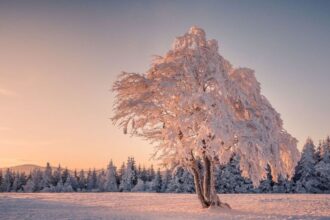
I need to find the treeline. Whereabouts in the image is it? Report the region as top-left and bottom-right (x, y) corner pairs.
(1, 137), (329, 193)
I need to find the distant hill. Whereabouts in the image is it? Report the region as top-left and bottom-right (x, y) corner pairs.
(0, 164), (45, 173)
(0, 164), (100, 174)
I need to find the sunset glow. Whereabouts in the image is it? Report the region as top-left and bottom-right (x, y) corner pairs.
(1, 1), (330, 170)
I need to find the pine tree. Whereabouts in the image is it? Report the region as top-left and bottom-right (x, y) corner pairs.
(61, 168), (70, 184)
(78, 170), (86, 191)
(42, 162), (53, 189)
(151, 169), (162, 192)
(119, 158), (137, 192)
(118, 162), (126, 185)
(132, 179), (146, 192)
(140, 167), (148, 183)
(148, 165), (155, 182)
(97, 169), (106, 192)
(293, 138), (320, 193)
(0, 170), (3, 192)
(217, 154), (254, 193)
(168, 167), (195, 193)
(161, 169), (172, 192)
(105, 160), (118, 192)
(258, 164), (275, 193)
(315, 136), (330, 192)
(30, 169), (43, 192)
(273, 174), (292, 193)
(70, 170), (79, 191)
(52, 165), (62, 187)
(11, 172), (19, 192)
(56, 178), (64, 192)
(1, 169), (12, 192)
(63, 175), (73, 192)
(87, 169), (97, 191)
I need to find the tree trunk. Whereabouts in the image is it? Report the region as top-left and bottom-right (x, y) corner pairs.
(190, 165), (209, 208)
(208, 161), (231, 208)
(190, 157), (231, 209)
(203, 155), (211, 201)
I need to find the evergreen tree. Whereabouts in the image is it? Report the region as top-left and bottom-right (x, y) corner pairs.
(147, 165), (155, 182)
(168, 167), (194, 193)
(273, 174), (291, 193)
(105, 160), (118, 192)
(258, 164), (275, 193)
(70, 170), (79, 191)
(0, 170), (3, 192)
(63, 175), (73, 192)
(56, 178), (64, 192)
(87, 169), (97, 191)
(151, 169), (162, 192)
(119, 158), (137, 192)
(293, 138), (320, 193)
(161, 169), (172, 192)
(118, 162), (126, 185)
(131, 179), (146, 192)
(140, 167), (148, 183)
(42, 162), (53, 189)
(30, 169), (43, 192)
(61, 168), (69, 184)
(1, 169), (12, 192)
(97, 169), (106, 192)
(315, 136), (330, 192)
(217, 154), (254, 193)
(52, 165), (62, 187)
(78, 170), (86, 191)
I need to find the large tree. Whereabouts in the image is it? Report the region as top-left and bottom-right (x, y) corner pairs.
(112, 26), (299, 208)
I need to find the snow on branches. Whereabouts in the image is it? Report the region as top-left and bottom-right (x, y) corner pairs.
(112, 26), (299, 185)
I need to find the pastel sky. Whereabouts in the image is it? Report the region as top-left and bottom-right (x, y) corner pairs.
(0, 0), (329, 170)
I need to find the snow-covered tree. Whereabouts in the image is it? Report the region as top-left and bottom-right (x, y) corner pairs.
(273, 174), (291, 193)
(147, 165), (155, 182)
(52, 165), (62, 187)
(70, 170), (79, 191)
(42, 162), (53, 189)
(168, 166), (195, 193)
(258, 164), (275, 193)
(14, 172), (27, 192)
(63, 175), (74, 192)
(217, 154), (254, 193)
(104, 160), (118, 192)
(118, 162), (126, 185)
(0, 171), (3, 192)
(1, 169), (13, 192)
(315, 136), (330, 192)
(119, 158), (137, 192)
(30, 169), (43, 192)
(87, 169), (98, 191)
(151, 169), (162, 192)
(112, 26), (299, 207)
(293, 138), (320, 193)
(139, 167), (148, 183)
(61, 168), (70, 184)
(77, 170), (86, 191)
(131, 179), (147, 192)
(161, 169), (172, 192)
(56, 178), (64, 192)
(96, 170), (106, 192)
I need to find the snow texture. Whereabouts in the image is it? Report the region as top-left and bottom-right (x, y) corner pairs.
(0, 193), (329, 220)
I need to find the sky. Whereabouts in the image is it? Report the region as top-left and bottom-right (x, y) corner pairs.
(0, 0), (330, 170)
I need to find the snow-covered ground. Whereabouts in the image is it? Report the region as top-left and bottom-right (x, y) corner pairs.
(0, 193), (329, 220)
